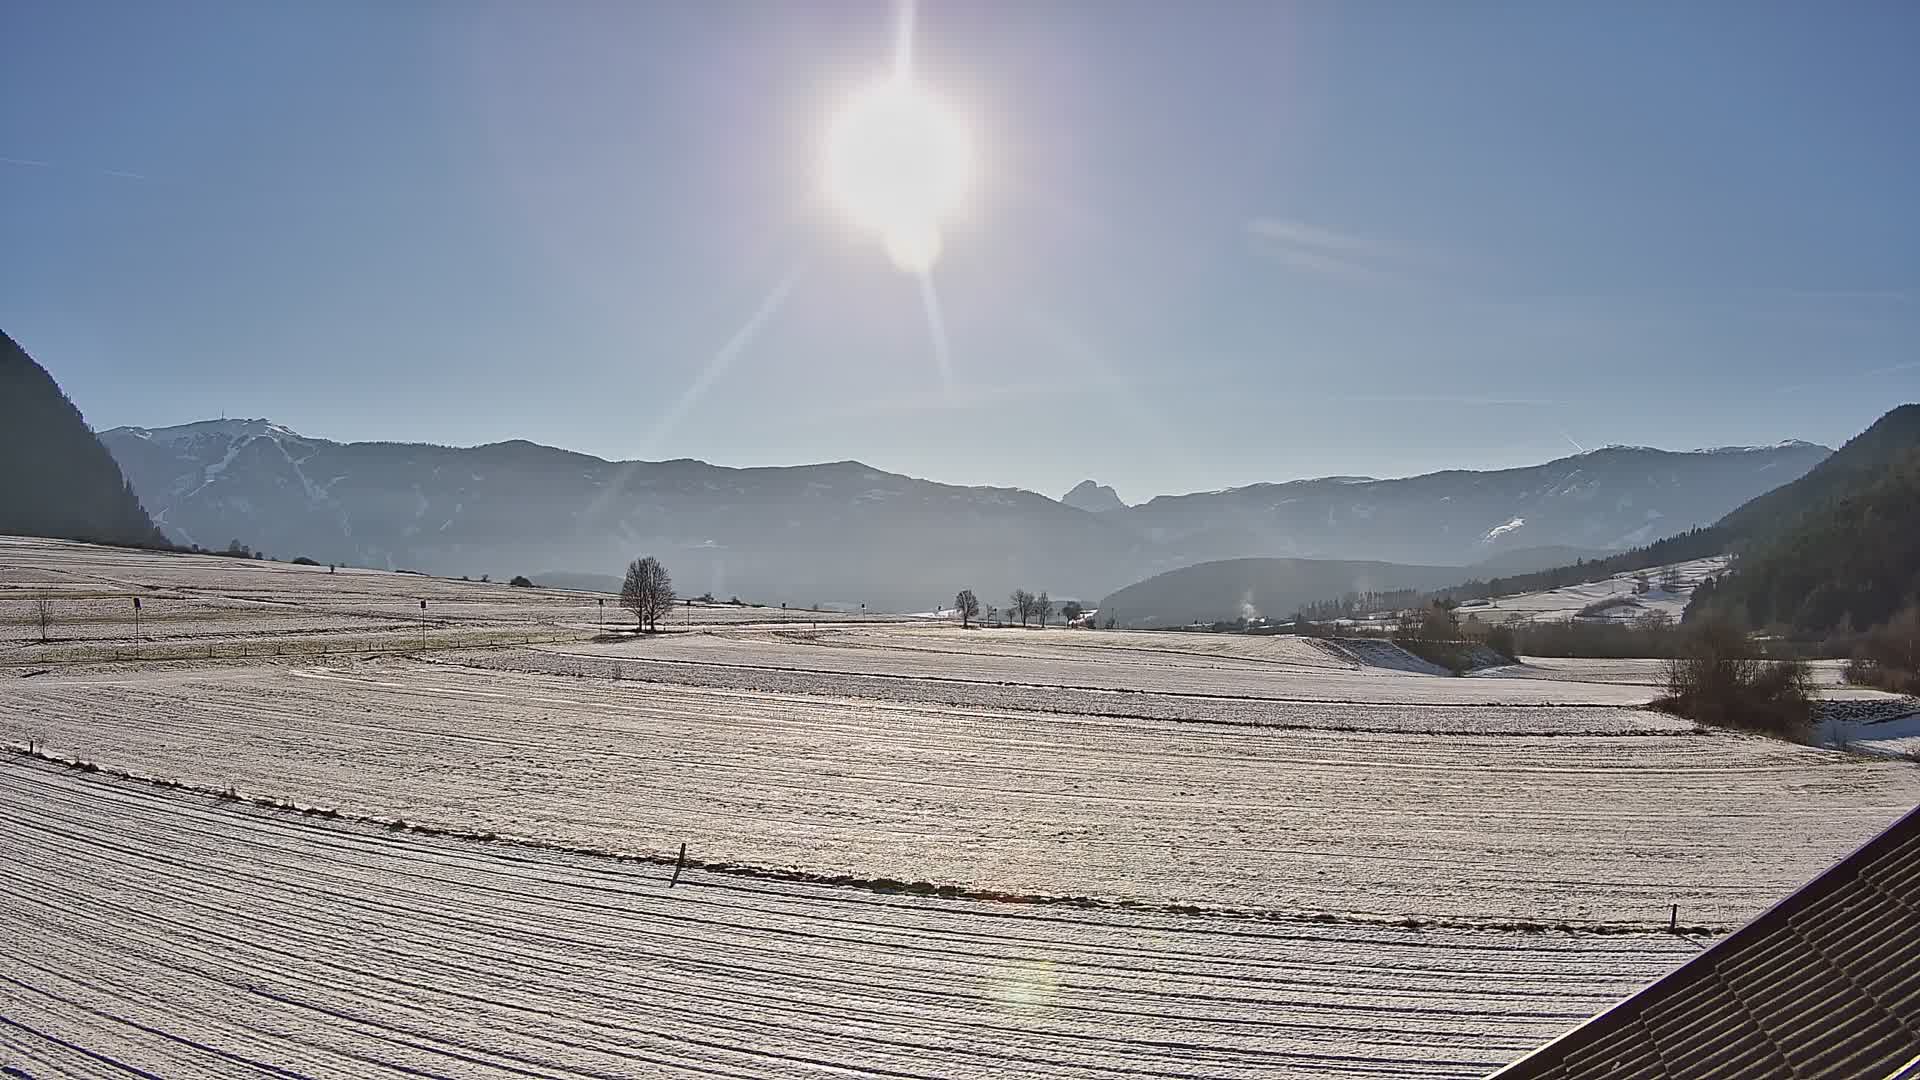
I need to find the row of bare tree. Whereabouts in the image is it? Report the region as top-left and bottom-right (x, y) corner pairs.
(951, 588), (1085, 629)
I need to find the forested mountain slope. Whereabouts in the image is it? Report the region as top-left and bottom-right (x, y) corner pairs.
(0, 330), (166, 548)
(1692, 407), (1920, 634)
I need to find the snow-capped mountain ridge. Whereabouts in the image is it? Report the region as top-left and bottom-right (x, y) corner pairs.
(115, 418), (306, 446)
(99, 420), (1831, 610)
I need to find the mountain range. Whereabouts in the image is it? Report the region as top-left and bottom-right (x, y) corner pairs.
(1109, 403), (1920, 634)
(97, 417), (1829, 611)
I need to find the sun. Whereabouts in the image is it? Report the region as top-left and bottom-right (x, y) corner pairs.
(824, 77), (974, 272)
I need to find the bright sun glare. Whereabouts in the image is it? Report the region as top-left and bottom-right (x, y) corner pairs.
(824, 77), (974, 273)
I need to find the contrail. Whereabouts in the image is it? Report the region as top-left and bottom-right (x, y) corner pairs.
(917, 269), (954, 394)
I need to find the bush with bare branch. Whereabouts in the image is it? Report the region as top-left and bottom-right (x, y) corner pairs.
(1657, 615), (1812, 737)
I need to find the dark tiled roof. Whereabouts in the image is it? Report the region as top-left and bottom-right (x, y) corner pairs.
(1490, 804), (1920, 1080)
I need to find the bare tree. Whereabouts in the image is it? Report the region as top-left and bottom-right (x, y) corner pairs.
(34, 592), (52, 643)
(1009, 589), (1035, 627)
(954, 589), (980, 629)
(620, 556), (675, 632)
(1033, 591), (1053, 628)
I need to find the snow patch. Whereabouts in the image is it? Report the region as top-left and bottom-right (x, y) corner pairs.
(121, 418), (305, 445)
(1482, 517), (1525, 542)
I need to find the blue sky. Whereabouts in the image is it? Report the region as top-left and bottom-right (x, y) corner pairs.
(5, 1), (1916, 502)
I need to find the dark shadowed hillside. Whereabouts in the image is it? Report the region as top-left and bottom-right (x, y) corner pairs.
(1715, 404), (1920, 542)
(0, 331), (166, 548)
(1691, 405), (1920, 635)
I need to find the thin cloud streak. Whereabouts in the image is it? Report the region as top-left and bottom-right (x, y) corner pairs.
(1246, 217), (1395, 258)
(1245, 216), (1410, 283)
(2, 155), (146, 180)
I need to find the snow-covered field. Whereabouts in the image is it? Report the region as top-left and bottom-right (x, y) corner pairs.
(0, 535), (902, 661)
(4, 537), (1918, 1078)
(1456, 555), (1730, 625)
(547, 627), (1660, 706)
(7, 649), (1915, 926)
(2, 760), (1695, 1079)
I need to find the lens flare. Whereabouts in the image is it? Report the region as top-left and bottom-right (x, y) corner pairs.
(825, 77), (973, 271)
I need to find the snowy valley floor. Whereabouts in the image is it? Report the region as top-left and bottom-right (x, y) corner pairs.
(4, 537), (1919, 1077)
(2, 759), (1703, 1080)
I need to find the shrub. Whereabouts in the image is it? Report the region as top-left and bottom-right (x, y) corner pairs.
(1843, 605), (1920, 694)
(1485, 624), (1518, 662)
(1655, 617), (1813, 737)
(291, 556), (320, 566)
(509, 575), (534, 588)
(1845, 657), (1920, 695)
(1508, 618), (1689, 659)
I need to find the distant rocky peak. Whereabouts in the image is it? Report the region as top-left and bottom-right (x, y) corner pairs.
(1062, 479), (1126, 513)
